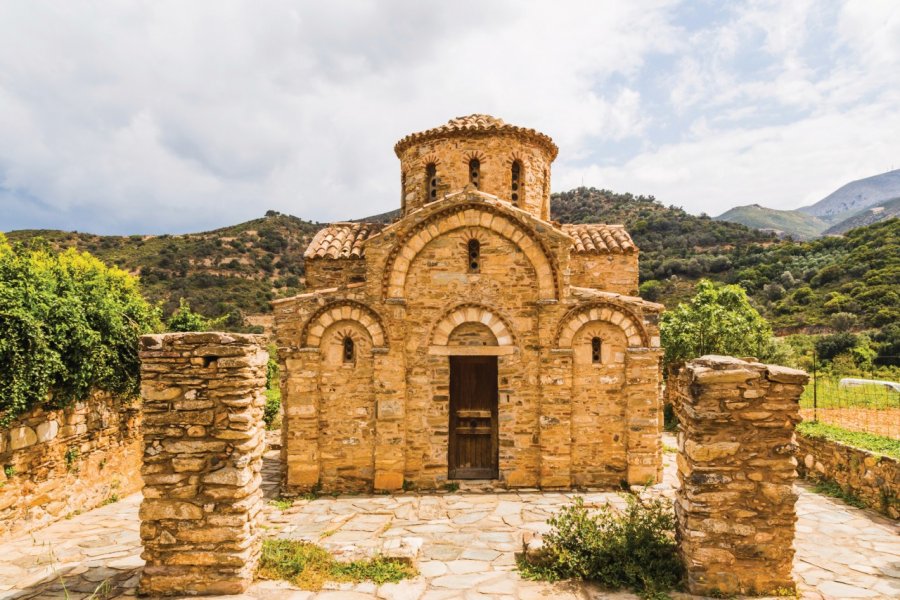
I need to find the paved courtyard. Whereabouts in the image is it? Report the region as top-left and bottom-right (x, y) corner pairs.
(0, 436), (898, 600)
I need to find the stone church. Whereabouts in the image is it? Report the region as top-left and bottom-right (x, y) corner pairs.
(273, 114), (663, 493)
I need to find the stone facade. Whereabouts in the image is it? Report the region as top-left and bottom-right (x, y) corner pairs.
(796, 432), (900, 519)
(671, 355), (808, 596)
(0, 391), (142, 538)
(276, 114), (663, 494)
(138, 332), (267, 596)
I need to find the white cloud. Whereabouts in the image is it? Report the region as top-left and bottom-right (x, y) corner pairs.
(0, 0), (897, 232)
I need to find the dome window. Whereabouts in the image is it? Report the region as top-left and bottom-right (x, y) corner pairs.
(426, 163), (437, 202)
(511, 160), (523, 206)
(469, 158), (480, 189)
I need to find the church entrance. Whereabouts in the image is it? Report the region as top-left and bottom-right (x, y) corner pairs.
(448, 356), (499, 479)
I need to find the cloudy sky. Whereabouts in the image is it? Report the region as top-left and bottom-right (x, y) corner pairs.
(1, 0), (898, 234)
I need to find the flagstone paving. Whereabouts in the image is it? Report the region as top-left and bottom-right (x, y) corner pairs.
(0, 436), (897, 600)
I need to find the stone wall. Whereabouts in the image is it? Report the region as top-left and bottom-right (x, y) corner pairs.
(0, 391), (142, 538)
(671, 355), (807, 596)
(138, 332), (267, 596)
(795, 432), (900, 519)
(305, 257), (368, 290)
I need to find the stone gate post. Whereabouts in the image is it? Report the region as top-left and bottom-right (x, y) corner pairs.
(137, 332), (268, 596)
(671, 355), (808, 596)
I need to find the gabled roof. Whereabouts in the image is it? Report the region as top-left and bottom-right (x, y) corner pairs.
(394, 114), (558, 159)
(561, 224), (637, 254)
(304, 222), (382, 259)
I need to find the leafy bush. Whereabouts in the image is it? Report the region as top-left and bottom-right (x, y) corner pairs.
(166, 298), (227, 332)
(660, 279), (774, 369)
(814, 333), (857, 361)
(0, 236), (160, 425)
(519, 495), (682, 598)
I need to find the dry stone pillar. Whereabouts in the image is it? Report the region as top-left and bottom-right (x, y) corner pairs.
(138, 332), (268, 596)
(672, 355), (807, 596)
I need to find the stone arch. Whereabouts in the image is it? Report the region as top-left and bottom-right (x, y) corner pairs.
(430, 303), (515, 346)
(382, 202), (559, 300)
(555, 301), (649, 348)
(302, 300), (387, 348)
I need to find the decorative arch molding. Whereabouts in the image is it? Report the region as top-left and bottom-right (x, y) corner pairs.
(430, 303), (515, 347)
(382, 202), (559, 300)
(555, 301), (650, 348)
(301, 300), (387, 348)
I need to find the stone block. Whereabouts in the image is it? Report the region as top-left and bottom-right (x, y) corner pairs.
(9, 426), (37, 450)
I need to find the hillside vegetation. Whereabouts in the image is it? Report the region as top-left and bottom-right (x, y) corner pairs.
(6, 212), (320, 328)
(6, 190), (897, 345)
(713, 204), (827, 239)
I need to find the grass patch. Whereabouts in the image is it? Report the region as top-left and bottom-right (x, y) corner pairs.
(518, 494), (682, 599)
(800, 376), (899, 410)
(258, 539), (416, 591)
(810, 478), (867, 509)
(662, 444), (677, 454)
(796, 421), (900, 459)
(269, 497), (293, 511)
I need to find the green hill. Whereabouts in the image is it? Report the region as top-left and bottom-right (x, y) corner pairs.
(6, 190), (896, 340)
(714, 204), (827, 240)
(6, 212), (321, 329)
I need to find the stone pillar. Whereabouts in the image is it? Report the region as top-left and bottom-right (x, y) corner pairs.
(373, 349), (406, 491)
(624, 347), (663, 485)
(282, 349), (320, 492)
(672, 355), (807, 597)
(538, 349), (573, 488)
(138, 332), (268, 596)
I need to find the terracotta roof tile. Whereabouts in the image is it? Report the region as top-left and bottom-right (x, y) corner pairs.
(394, 114), (558, 159)
(304, 223), (382, 260)
(561, 224), (637, 254)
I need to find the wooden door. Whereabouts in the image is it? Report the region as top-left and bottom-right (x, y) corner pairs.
(449, 356), (498, 479)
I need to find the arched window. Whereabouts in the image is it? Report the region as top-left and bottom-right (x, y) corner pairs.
(511, 160), (522, 206)
(400, 171), (407, 213)
(343, 336), (355, 363)
(426, 163), (437, 202)
(591, 337), (602, 364)
(469, 158), (480, 189)
(467, 239), (480, 273)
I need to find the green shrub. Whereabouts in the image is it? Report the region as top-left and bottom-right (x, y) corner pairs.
(519, 495), (682, 598)
(166, 297), (227, 332)
(264, 388), (281, 430)
(0, 236), (161, 426)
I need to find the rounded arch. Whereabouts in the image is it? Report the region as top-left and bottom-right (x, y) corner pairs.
(302, 300), (387, 348)
(430, 303), (515, 346)
(382, 203), (559, 300)
(555, 302), (650, 348)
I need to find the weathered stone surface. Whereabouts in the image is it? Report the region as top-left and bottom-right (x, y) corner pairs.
(138, 332), (266, 596)
(672, 356), (806, 597)
(0, 390), (142, 538)
(274, 114), (663, 494)
(796, 433), (900, 519)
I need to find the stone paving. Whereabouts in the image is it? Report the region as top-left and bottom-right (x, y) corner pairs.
(0, 435), (898, 599)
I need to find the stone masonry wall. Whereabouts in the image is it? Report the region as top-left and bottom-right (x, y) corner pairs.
(795, 433), (900, 519)
(672, 355), (808, 596)
(0, 391), (142, 538)
(138, 332), (267, 596)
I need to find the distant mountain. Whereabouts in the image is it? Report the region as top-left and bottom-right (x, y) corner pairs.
(713, 204), (827, 240)
(799, 169), (900, 224)
(823, 196), (900, 235)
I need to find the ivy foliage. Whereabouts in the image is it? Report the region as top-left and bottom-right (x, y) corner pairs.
(0, 235), (161, 425)
(660, 279), (774, 369)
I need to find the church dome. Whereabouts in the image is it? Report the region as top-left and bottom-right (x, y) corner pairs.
(394, 114), (558, 160)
